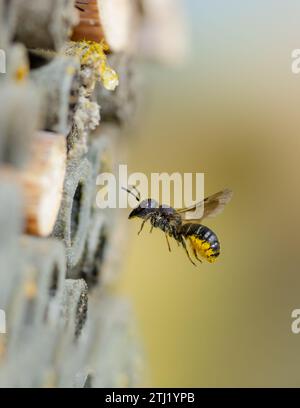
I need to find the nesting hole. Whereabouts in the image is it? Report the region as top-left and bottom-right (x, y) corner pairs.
(93, 229), (107, 273)
(81, 227), (107, 287)
(68, 74), (80, 123)
(49, 264), (59, 298)
(43, 264), (60, 322)
(27, 50), (52, 69)
(71, 182), (83, 245)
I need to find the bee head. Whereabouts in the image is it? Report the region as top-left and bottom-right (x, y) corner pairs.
(128, 199), (158, 219)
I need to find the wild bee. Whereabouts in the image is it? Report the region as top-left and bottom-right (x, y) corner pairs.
(123, 186), (233, 265)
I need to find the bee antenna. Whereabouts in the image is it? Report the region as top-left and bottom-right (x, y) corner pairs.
(122, 186), (140, 202)
(131, 185), (141, 201)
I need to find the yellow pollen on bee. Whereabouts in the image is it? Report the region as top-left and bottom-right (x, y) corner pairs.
(188, 236), (218, 263)
(201, 242), (210, 250)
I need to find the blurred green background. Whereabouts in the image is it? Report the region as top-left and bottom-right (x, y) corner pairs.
(115, 1), (300, 387)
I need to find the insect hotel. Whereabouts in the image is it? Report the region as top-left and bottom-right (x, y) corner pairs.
(0, 0), (186, 387)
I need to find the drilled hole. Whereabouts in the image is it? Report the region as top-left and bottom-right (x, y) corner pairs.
(93, 230), (107, 272)
(44, 264), (60, 322)
(81, 227), (107, 287)
(83, 374), (93, 388)
(49, 264), (59, 297)
(28, 50), (51, 69)
(68, 74), (80, 123)
(71, 182), (83, 245)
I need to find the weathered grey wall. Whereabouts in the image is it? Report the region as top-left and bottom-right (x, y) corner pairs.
(0, 0), (142, 388)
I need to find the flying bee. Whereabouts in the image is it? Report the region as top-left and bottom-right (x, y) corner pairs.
(123, 186), (233, 265)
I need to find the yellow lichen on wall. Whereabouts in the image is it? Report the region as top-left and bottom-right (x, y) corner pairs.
(68, 40), (119, 91)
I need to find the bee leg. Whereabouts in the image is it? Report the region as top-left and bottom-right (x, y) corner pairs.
(180, 237), (196, 266)
(165, 234), (171, 252)
(137, 217), (150, 235)
(192, 247), (202, 263)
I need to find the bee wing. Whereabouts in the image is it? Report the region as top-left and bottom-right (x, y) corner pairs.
(177, 189), (233, 221)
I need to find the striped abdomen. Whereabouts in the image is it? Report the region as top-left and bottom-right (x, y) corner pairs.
(180, 223), (220, 263)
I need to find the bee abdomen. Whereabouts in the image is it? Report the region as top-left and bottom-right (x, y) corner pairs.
(180, 223), (220, 263)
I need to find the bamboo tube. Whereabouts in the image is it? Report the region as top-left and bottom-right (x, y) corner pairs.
(0, 131), (66, 238)
(71, 0), (140, 53)
(30, 56), (80, 135)
(21, 131), (67, 237)
(14, 0), (79, 51)
(72, 0), (104, 43)
(52, 156), (93, 271)
(0, 83), (41, 169)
